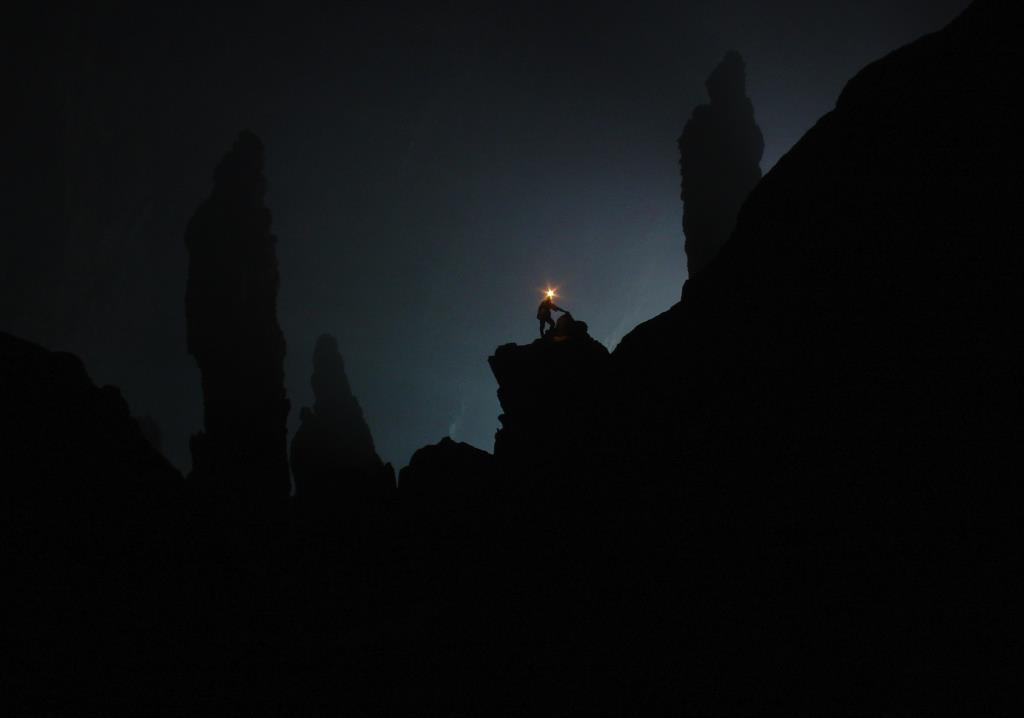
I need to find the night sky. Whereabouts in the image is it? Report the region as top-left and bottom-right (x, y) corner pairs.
(5, 1), (968, 471)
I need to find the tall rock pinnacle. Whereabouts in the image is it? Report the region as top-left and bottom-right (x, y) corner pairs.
(184, 131), (290, 504)
(678, 51), (764, 278)
(290, 333), (394, 510)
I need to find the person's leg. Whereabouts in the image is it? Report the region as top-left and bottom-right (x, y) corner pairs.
(540, 319), (546, 338)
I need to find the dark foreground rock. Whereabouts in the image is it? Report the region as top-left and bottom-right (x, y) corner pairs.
(6, 2), (1021, 714)
(1, 332), (181, 488)
(488, 314), (611, 475)
(2, 332), (186, 713)
(398, 436), (494, 505)
(612, 0), (1023, 709)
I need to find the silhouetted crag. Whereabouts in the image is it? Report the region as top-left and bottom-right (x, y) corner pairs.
(678, 50), (764, 277)
(488, 313), (611, 484)
(613, 0), (1022, 709)
(290, 333), (394, 509)
(1, 331), (182, 492)
(184, 131), (290, 505)
(3, 332), (186, 711)
(398, 436), (493, 506)
(10, 3), (1022, 714)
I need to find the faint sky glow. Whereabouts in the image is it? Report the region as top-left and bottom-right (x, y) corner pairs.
(6, 1), (970, 471)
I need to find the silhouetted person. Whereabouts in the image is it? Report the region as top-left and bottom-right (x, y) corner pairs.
(537, 295), (565, 337)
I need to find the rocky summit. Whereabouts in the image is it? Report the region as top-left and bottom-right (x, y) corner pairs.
(5, 2), (1021, 714)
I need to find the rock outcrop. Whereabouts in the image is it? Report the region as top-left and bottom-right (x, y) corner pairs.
(10, 3), (1021, 714)
(3, 332), (185, 710)
(290, 333), (394, 508)
(184, 131), (290, 505)
(1, 331), (182, 491)
(678, 51), (764, 277)
(488, 314), (610, 478)
(620, 0), (1022, 493)
(612, 0), (1023, 707)
(398, 436), (493, 506)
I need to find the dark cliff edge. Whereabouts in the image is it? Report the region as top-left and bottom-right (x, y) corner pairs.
(2, 332), (185, 709)
(5, 1), (1021, 714)
(609, 0), (1022, 705)
(616, 0), (1021, 499)
(1, 331), (181, 489)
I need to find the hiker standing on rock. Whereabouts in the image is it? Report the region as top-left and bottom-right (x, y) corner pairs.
(537, 289), (565, 338)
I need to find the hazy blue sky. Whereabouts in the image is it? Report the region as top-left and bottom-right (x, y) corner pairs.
(5, 0), (969, 470)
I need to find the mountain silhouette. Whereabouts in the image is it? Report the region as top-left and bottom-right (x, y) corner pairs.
(5, 2), (1020, 714)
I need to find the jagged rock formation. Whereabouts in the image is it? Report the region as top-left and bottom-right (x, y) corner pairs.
(184, 131), (290, 504)
(398, 436), (493, 505)
(620, 0), (1021, 488)
(10, 3), (1021, 714)
(488, 314), (611, 477)
(3, 332), (186, 710)
(612, 0), (1022, 708)
(678, 50), (764, 277)
(290, 333), (394, 508)
(1, 331), (182, 490)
